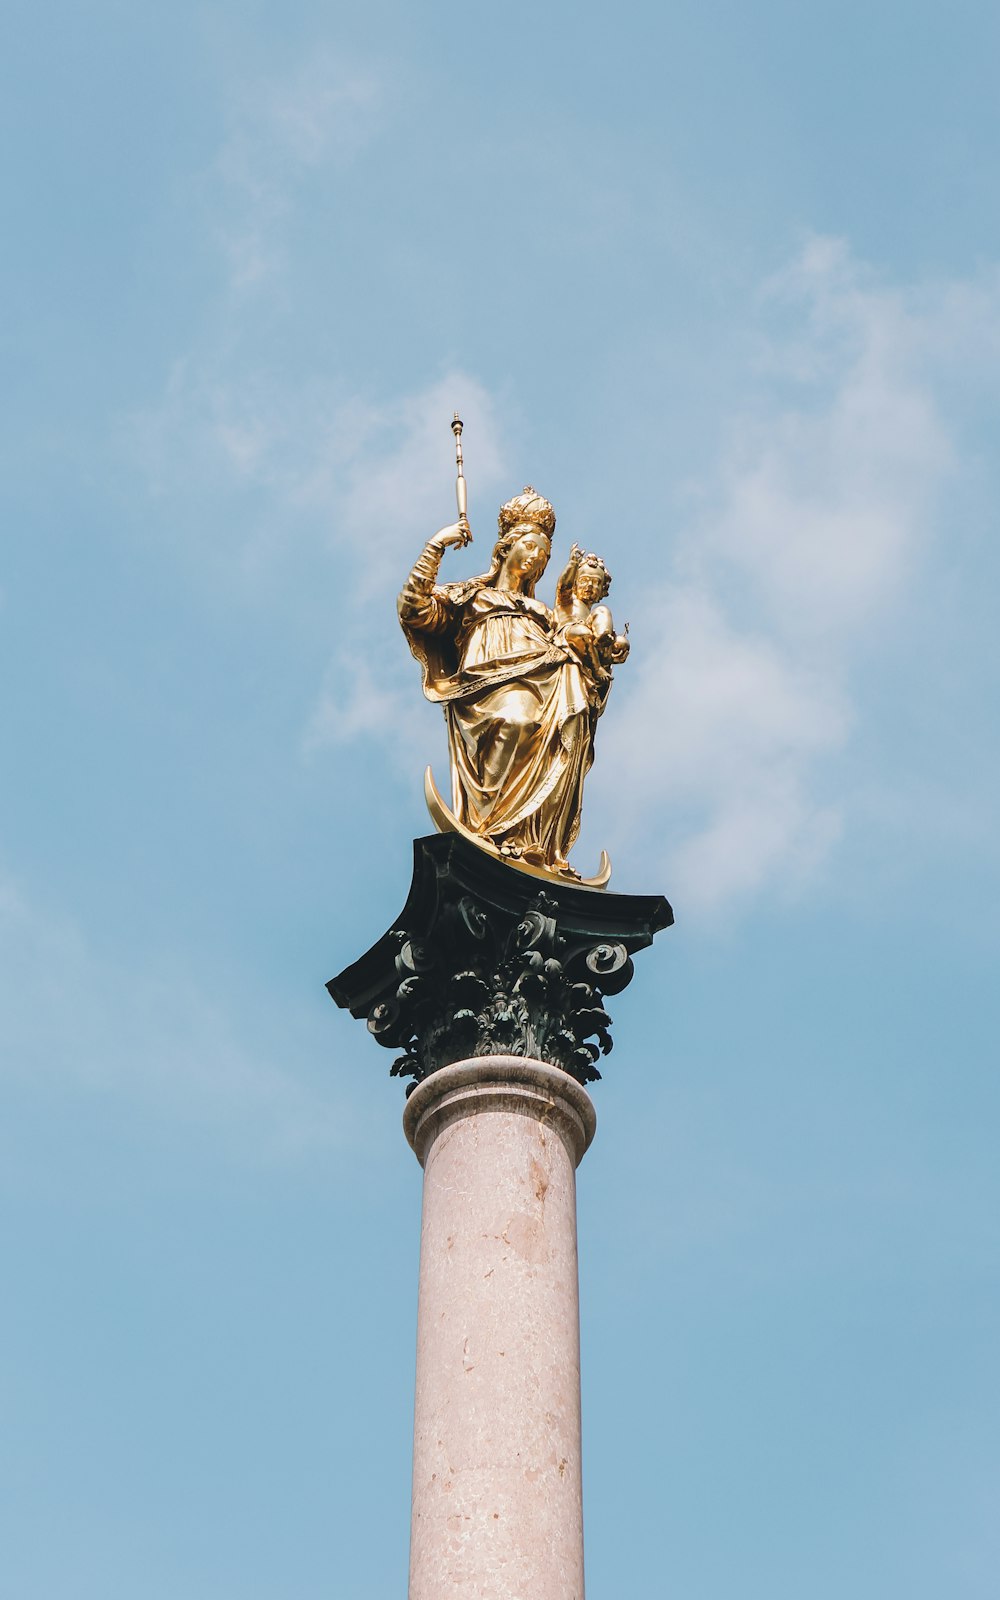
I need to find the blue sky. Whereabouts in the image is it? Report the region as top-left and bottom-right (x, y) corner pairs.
(2, 2), (999, 1595)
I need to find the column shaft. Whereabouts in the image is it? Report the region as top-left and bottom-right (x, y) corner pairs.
(403, 1056), (596, 1600)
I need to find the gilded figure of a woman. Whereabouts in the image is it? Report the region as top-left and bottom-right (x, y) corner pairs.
(398, 488), (615, 880)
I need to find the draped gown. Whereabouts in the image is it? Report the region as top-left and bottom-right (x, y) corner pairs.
(399, 544), (597, 870)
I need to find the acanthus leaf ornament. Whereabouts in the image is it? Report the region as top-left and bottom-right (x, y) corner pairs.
(328, 834), (672, 1091)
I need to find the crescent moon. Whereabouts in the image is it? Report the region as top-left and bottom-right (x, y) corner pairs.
(424, 767), (611, 891)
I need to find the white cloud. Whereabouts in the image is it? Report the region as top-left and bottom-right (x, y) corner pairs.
(133, 360), (506, 568)
(304, 655), (410, 752)
(602, 585), (848, 912)
(301, 371), (511, 757)
(333, 373), (510, 596)
(702, 236), (953, 641)
(597, 236), (995, 915)
(128, 43), (512, 767)
(132, 357), (510, 758)
(134, 190), (999, 918)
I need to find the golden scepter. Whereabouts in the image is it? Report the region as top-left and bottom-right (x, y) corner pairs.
(451, 412), (473, 544)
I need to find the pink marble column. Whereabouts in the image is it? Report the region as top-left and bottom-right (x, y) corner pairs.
(402, 1055), (597, 1600)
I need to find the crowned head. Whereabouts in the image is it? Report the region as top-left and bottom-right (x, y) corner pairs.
(575, 552), (612, 601)
(498, 486), (556, 541)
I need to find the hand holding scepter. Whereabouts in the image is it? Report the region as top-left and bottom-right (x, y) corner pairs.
(426, 413), (474, 553)
(451, 412), (473, 547)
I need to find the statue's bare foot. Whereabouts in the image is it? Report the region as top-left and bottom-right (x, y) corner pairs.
(515, 846), (551, 870)
(556, 860), (581, 881)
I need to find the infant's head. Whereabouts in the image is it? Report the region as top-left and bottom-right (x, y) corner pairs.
(574, 554), (612, 603)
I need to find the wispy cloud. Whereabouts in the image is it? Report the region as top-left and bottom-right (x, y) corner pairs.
(133, 344), (506, 576)
(133, 148), (999, 921)
(128, 43), (512, 767)
(130, 45), (390, 546)
(598, 236), (997, 915)
(330, 373), (510, 596)
(133, 353), (509, 759)
(305, 657), (404, 750)
(602, 584), (849, 910)
(212, 50), (383, 292)
(301, 371), (511, 758)
(706, 236), (953, 639)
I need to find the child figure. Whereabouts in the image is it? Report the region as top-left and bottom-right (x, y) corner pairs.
(554, 543), (630, 692)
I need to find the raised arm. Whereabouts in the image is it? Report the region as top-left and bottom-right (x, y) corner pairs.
(397, 523), (470, 634)
(554, 542), (582, 619)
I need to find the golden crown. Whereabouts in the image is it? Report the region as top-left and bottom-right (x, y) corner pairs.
(498, 486), (556, 540)
(578, 552), (611, 582)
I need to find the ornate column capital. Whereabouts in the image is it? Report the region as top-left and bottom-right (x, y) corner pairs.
(328, 833), (672, 1090)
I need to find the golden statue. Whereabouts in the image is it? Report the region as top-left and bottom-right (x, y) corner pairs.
(398, 421), (628, 889)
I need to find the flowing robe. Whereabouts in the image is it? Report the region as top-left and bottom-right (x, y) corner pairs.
(399, 548), (595, 868)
